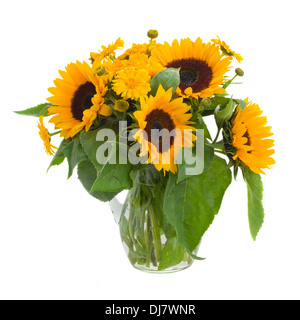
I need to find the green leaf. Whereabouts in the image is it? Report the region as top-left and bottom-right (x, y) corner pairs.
(196, 115), (212, 140)
(80, 129), (103, 171)
(14, 103), (53, 117)
(80, 119), (119, 171)
(214, 97), (235, 128)
(234, 99), (247, 111)
(47, 139), (70, 171)
(244, 169), (265, 241)
(150, 68), (180, 96)
(202, 96), (230, 116)
(164, 156), (232, 252)
(77, 160), (118, 202)
(63, 138), (87, 179)
(91, 141), (133, 193)
(177, 145), (214, 183)
(158, 237), (186, 271)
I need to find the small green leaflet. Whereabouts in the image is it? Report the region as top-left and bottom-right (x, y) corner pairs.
(14, 103), (53, 117)
(47, 139), (70, 171)
(62, 138), (87, 179)
(149, 68), (180, 96)
(233, 99), (247, 111)
(244, 169), (265, 241)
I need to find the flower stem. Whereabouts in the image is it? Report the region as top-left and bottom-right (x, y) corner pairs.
(49, 130), (62, 137)
(223, 74), (238, 89)
(149, 203), (162, 263)
(213, 127), (222, 144)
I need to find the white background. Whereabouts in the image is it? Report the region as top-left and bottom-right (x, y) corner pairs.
(1, 0), (299, 300)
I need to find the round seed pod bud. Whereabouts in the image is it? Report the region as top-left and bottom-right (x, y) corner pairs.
(114, 100), (130, 112)
(201, 97), (212, 108)
(94, 66), (105, 76)
(147, 29), (159, 39)
(235, 68), (244, 77)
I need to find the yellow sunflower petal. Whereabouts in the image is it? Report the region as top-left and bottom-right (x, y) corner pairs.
(230, 100), (275, 174)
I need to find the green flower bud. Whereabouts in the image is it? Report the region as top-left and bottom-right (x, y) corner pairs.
(115, 100), (129, 112)
(235, 68), (244, 77)
(201, 97), (212, 108)
(94, 66), (105, 76)
(147, 29), (159, 39)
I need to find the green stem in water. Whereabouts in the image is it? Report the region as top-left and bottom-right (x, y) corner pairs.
(149, 203), (162, 263)
(145, 213), (152, 268)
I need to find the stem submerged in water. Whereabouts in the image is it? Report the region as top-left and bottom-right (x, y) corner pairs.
(149, 203), (162, 263)
(117, 167), (195, 272)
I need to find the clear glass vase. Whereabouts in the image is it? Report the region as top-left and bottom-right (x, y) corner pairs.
(109, 167), (197, 273)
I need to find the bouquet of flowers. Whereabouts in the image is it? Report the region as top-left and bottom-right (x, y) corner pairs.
(16, 30), (275, 273)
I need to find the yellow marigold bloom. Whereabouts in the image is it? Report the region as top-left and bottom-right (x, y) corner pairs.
(231, 100), (275, 174)
(151, 37), (232, 98)
(112, 67), (151, 100)
(47, 61), (111, 139)
(91, 38), (124, 75)
(37, 116), (57, 156)
(127, 53), (164, 77)
(211, 35), (243, 63)
(91, 37), (124, 63)
(133, 85), (195, 174)
(118, 41), (161, 59)
(101, 58), (129, 81)
(82, 77), (112, 132)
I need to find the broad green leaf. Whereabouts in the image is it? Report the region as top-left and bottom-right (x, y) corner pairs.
(158, 237), (186, 271)
(80, 119), (119, 171)
(91, 141), (133, 193)
(164, 156), (232, 252)
(47, 139), (70, 171)
(77, 160), (118, 202)
(244, 169), (265, 241)
(150, 68), (180, 96)
(177, 145), (214, 183)
(14, 103), (53, 117)
(80, 129), (103, 171)
(63, 138), (87, 179)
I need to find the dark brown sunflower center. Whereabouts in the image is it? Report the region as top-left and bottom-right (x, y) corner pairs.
(144, 109), (175, 153)
(166, 58), (213, 93)
(243, 128), (252, 154)
(71, 81), (96, 121)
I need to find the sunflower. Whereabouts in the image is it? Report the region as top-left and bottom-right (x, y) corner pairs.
(47, 61), (111, 139)
(112, 67), (151, 100)
(229, 100), (275, 174)
(151, 37), (232, 98)
(37, 116), (57, 156)
(211, 35), (243, 63)
(133, 85), (195, 174)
